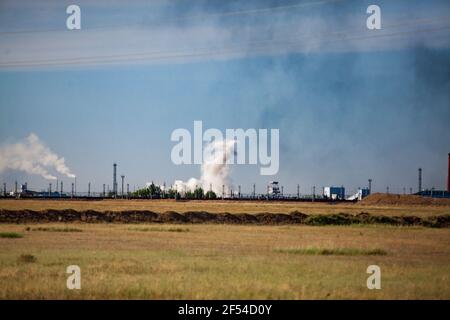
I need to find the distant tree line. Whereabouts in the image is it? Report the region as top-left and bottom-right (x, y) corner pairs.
(132, 182), (217, 200)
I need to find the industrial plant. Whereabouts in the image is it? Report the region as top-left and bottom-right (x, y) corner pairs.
(2, 153), (449, 202)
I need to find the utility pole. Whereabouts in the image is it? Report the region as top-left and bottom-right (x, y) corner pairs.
(127, 184), (130, 199)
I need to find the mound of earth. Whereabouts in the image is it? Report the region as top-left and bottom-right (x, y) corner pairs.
(360, 193), (450, 206)
(0, 209), (449, 227)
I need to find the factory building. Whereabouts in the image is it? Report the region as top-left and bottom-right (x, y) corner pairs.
(268, 181), (280, 196)
(414, 154), (450, 198)
(347, 188), (370, 201)
(324, 186), (345, 200)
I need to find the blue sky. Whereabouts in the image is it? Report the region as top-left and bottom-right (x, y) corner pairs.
(1, 0), (450, 195)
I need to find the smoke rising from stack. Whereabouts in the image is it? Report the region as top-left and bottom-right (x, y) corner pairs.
(0, 133), (76, 180)
(174, 139), (235, 194)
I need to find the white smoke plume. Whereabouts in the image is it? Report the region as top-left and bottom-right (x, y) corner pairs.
(0, 133), (76, 180)
(174, 139), (235, 195)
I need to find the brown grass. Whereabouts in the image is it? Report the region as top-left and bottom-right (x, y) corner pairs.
(1, 198), (449, 217)
(361, 193), (450, 206)
(0, 223), (449, 299)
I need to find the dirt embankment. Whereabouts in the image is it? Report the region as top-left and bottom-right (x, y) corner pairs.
(361, 193), (450, 206)
(0, 209), (449, 228)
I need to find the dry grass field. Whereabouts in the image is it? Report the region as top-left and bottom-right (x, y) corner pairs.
(0, 223), (449, 299)
(0, 198), (449, 299)
(1, 198), (449, 217)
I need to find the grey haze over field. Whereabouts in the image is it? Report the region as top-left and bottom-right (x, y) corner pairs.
(0, 0), (449, 194)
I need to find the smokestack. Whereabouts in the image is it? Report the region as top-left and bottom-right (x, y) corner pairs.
(368, 179), (372, 194)
(418, 168), (422, 193)
(447, 153), (450, 192)
(121, 175), (125, 198)
(113, 163), (117, 197)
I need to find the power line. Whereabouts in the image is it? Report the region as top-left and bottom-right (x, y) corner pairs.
(2, 15), (449, 66)
(2, 26), (448, 67)
(1, 23), (449, 68)
(0, 0), (348, 36)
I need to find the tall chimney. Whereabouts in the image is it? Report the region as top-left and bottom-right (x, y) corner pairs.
(113, 163), (117, 197)
(418, 168), (422, 193)
(121, 175), (125, 198)
(447, 153), (450, 192)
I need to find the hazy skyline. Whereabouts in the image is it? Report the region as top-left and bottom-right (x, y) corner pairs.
(1, 0), (450, 195)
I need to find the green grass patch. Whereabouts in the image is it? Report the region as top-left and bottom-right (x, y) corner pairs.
(25, 227), (82, 232)
(17, 254), (37, 263)
(0, 232), (23, 239)
(275, 247), (387, 256)
(304, 214), (359, 226)
(128, 226), (190, 233)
